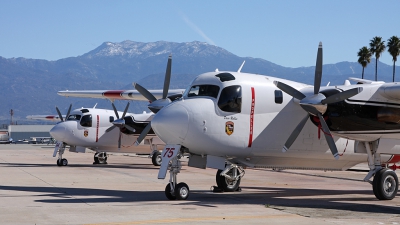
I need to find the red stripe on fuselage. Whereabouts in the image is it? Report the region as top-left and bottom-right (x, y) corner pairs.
(248, 87), (255, 147)
(96, 115), (99, 142)
(103, 90), (125, 99)
(387, 154), (400, 163)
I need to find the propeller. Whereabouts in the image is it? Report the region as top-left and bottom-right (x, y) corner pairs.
(133, 55), (173, 145)
(133, 55), (173, 114)
(105, 102), (136, 150)
(274, 42), (362, 160)
(55, 104), (72, 122)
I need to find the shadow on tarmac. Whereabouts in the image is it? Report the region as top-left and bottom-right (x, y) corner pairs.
(0, 184), (399, 215)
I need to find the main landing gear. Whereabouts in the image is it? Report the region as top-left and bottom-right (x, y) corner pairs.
(93, 152), (108, 164)
(54, 142), (68, 166)
(362, 141), (399, 200)
(214, 164), (244, 192)
(163, 152), (244, 200)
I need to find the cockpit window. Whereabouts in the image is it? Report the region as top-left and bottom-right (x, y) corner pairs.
(80, 115), (92, 127)
(187, 85), (220, 98)
(218, 85), (242, 113)
(66, 114), (81, 121)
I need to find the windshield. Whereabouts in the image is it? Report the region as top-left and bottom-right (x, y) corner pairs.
(66, 114), (82, 121)
(187, 85), (220, 98)
(80, 115), (92, 127)
(218, 85), (242, 113)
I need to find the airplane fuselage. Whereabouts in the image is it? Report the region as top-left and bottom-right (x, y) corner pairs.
(151, 71), (400, 170)
(50, 108), (164, 153)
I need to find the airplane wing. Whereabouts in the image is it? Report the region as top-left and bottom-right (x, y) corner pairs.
(58, 89), (186, 101)
(26, 115), (61, 121)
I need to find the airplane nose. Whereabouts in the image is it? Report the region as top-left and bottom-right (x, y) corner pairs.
(49, 123), (67, 141)
(151, 104), (189, 144)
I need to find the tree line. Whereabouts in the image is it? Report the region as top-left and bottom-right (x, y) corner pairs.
(357, 36), (400, 82)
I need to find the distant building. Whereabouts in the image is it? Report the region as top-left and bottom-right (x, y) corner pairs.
(8, 125), (54, 142)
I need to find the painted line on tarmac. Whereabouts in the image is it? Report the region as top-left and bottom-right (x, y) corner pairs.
(84, 214), (300, 225)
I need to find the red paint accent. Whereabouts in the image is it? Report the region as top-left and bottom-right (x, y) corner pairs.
(45, 116), (56, 119)
(387, 155), (400, 164)
(103, 90), (125, 99)
(389, 164), (400, 171)
(96, 115), (99, 142)
(248, 87), (255, 147)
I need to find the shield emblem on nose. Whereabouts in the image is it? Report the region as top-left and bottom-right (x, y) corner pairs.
(84, 130), (88, 137)
(225, 121), (234, 136)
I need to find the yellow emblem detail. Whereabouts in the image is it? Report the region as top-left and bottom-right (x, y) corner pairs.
(225, 121), (234, 136)
(84, 130), (88, 137)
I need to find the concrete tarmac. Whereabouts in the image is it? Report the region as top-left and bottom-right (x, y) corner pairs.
(0, 144), (400, 225)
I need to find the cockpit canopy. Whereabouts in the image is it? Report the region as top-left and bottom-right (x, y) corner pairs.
(185, 84), (242, 113)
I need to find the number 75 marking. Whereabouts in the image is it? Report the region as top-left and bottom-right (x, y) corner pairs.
(163, 147), (175, 158)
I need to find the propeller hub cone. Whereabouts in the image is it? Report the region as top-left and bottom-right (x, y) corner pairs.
(151, 104), (189, 144)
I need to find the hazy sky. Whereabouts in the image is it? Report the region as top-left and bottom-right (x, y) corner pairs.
(1, 0), (399, 68)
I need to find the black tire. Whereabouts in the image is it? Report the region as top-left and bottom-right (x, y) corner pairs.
(165, 183), (176, 200)
(56, 159), (62, 166)
(97, 152), (107, 164)
(216, 169), (241, 192)
(61, 158), (68, 166)
(152, 152), (162, 166)
(175, 182), (190, 200)
(373, 168), (398, 200)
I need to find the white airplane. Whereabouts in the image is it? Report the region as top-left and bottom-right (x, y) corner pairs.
(51, 56), (184, 167)
(28, 106), (165, 166)
(57, 46), (400, 201)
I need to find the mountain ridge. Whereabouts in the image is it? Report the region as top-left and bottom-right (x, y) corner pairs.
(0, 40), (398, 125)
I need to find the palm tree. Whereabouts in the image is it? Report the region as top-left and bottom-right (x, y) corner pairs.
(387, 36), (400, 82)
(357, 46), (372, 79)
(369, 36), (386, 81)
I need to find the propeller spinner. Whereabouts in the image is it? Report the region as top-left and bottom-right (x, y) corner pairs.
(274, 42), (362, 160)
(105, 102), (136, 150)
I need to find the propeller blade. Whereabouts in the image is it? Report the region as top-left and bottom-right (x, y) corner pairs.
(121, 102), (130, 118)
(133, 83), (157, 102)
(111, 102), (119, 119)
(317, 113), (339, 160)
(282, 114), (309, 152)
(162, 55), (172, 99)
(321, 87), (363, 104)
(55, 106), (64, 122)
(274, 81), (306, 100)
(118, 131), (122, 150)
(65, 104), (72, 121)
(134, 122), (152, 146)
(105, 125), (116, 133)
(124, 124), (136, 132)
(314, 42), (323, 95)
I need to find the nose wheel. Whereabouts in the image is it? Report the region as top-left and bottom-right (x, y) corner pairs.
(151, 151), (162, 166)
(56, 158), (68, 166)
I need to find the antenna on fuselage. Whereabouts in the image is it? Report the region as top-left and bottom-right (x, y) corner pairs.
(93, 103), (98, 109)
(237, 61), (245, 73)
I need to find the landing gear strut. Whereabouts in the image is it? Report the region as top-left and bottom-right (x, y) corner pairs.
(362, 140), (399, 200)
(93, 152), (108, 164)
(54, 142), (68, 166)
(163, 151), (189, 200)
